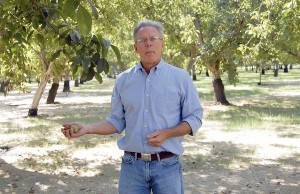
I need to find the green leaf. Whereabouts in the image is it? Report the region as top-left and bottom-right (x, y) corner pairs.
(32, 17), (39, 29)
(62, 49), (71, 59)
(77, 5), (92, 36)
(50, 50), (62, 61)
(73, 28), (81, 39)
(91, 52), (100, 66)
(65, 34), (72, 46)
(70, 33), (80, 43)
(18, 0), (30, 7)
(81, 57), (90, 73)
(36, 33), (44, 45)
(111, 44), (121, 61)
(94, 73), (103, 84)
(87, 0), (99, 20)
(27, 31), (34, 41)
(100, 38), (110, 58)
(81, 71), (87, 80)
(86, 66), (95, 81)
(59, 36), (66, 46)
(62, 0), (80, 20)
(72, 63), (79, 76)
(102, 38), (111, 48)
(97, 58), (109, 74)
(72, 56), (80, 66)
(14, 33), (22, 44)
(72, 65), (82, 78)
(71, 56), (82, 77)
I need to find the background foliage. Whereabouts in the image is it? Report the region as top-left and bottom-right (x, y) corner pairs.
(0, 0), (299, 92)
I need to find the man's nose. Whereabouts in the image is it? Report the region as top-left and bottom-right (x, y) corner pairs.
(145, 40), (152, 46)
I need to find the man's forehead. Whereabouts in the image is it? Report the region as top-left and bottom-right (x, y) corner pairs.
(137, 26), (160, 34)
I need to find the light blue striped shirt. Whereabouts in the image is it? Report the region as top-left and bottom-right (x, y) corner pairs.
(107, 59), (203, 155)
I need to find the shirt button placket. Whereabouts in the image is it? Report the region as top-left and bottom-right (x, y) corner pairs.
(143, 75), (151, 151)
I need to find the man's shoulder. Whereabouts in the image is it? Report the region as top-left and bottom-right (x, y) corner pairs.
(116, 66), (137, 79)
(163, 62), (189, 76)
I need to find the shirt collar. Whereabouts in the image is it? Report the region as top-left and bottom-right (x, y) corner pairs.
(136, 58), (166, 74)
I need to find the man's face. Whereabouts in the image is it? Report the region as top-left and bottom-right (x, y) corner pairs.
(134, 26), (164, 65)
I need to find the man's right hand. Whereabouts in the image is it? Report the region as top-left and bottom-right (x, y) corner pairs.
(61, 122), (86, 139)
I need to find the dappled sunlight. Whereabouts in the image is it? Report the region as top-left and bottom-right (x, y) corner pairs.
(272, 90), (300, 97)
(1, 70), (299, 193)
(0, 157), (120, 193)
(183, 139), (299, 193)
(205, 104), (230, 112)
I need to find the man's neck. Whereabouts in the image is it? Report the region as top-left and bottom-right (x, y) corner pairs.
(141, 59), (161, 74)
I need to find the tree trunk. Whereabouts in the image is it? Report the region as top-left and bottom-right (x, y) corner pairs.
(210, 62), (231, 105)
(80, 79), (85, 84)
(74, 79), (79, 87)
(0, 79), (10, 96)
(63, 75), (71, 92)
(212, 78), (230, 105)
(63, 80), (70, 92)
(187, 45), (196, 77)
(192, 66), (196, 80)
(205, 69), (209, 77)
(283, 65), (288, 73)
(274, 69), (278, 77)
(258, 67), (262, 85)
(274, 63), (279, 77)
(46, 76), (60, 104)
(28, 61), (54, 116)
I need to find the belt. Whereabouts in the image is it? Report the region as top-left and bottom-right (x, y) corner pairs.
(125, 151), (175, 161)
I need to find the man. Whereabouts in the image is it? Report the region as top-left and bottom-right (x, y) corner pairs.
(61, 20), (203, 194)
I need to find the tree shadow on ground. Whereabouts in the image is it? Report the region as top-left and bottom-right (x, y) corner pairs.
(182, 141), (300, 194)
(1, 139), (299, 194)
(0, 158), (120, 194)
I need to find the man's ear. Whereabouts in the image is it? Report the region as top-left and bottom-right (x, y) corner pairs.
(134, 44), (138, 52)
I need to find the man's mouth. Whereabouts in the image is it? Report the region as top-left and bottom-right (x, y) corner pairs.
(145, 51), (155, 54)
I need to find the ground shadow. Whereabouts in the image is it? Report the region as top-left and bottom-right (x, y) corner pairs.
(181, 141), (300, 194)
(0, 158), (120, 194)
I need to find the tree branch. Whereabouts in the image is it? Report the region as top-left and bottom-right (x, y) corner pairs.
(194, 13), (205, 48)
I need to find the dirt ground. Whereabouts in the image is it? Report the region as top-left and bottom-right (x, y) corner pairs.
(0, 79), (299, 194)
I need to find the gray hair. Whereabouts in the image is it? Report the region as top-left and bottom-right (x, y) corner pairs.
(133, 20), (164, 41)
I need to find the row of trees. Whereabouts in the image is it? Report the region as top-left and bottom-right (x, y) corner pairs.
(0, 0), (299, 116)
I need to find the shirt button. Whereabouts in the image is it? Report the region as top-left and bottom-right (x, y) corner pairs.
(144, 124), (148, 128)
(146, 94), (149, 97)
(147, 79), (150, 82)
(145, 109), (148, 112)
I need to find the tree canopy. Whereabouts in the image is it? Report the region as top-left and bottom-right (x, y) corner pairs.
(0, 0), (298, 106)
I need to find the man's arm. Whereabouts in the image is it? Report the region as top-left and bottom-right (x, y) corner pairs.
(147, 121), (191, 147)
(61, 120), (118, 139)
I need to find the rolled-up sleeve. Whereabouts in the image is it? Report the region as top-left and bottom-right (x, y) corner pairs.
(181, 73), (203, 136)
(106, 79), (126, 134)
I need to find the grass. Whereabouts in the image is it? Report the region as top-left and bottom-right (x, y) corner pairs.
(199, 68), (300, 133)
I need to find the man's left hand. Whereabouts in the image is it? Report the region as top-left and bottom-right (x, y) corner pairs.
(147, 130), (168, 147)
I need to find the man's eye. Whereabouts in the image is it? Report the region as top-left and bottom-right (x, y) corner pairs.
(137, 39), (146, 43)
